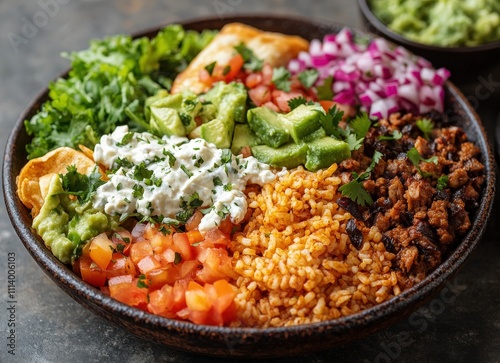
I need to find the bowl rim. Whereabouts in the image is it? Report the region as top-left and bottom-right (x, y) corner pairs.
(2, 12), (497, 350)
(357, 0), (500, 52)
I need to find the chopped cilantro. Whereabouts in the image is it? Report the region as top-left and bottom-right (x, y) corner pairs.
(117, 132), (134, 146)
(159, 225), (171, 235)
(116, 243), (125, 253)
(338, 151), (383, 207)
(174, 252), (182, 265)
(180, 164), (193, 178)
(378, 130), (403, 141)
(315, 75), (334, 100)
(205, 61), (216, 75)
(137, 275), (149, 288)
(58, 165), (105, 204)
(272, 67), (292, 92)
(222, 65), (231, 76)
(194, 157), (204, 167)
(162, 149), (176, 167)
(407, 147), (438, 178)
(179, 112), (192, 127)
(349, 112), (371, 140)
(316, 105), (344, 139)
(223, 183), (233, 191)
(437, 175), (449, 190)
(288, 96), (315, 111)
(114, 157), (134, 169)
(220, 149), (233, 164)
(133, 162), (153, 181)
(416, 118), (434, 140)
(234, 43), (263, 71)
(213, 176), (223, 186)
(298, 69), (319, 88)
(132, 184), (144, 199)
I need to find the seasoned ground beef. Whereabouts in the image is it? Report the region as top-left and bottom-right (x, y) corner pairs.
(337, 112), (485, 289)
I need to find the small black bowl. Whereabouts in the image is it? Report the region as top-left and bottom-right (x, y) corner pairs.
(2, 14), (497, 358)
(357, 0), (500, 81)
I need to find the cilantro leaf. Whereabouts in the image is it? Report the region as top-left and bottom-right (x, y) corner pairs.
(272, 67), (292, 92)
(316, 105), (344, 138)
(349, 112), (371, 140)
(338, 151), (383, 207)
(234, 43), (263, 71)
(437, 175), (449, 190)
(59, 165), (105, 204)
(416, 118), (434, 140)
(315, 75), (334, 100)
(338, 180), (373, 207)
(204, 61), (216, 75)
(407, 147), (438, 178)
(298, 69), (319, 88)
(288, 97), (315, 111)
(345, 133), (364, 151)
(378, 130), (403, 141)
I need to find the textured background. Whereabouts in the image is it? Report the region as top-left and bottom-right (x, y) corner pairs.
(1, 1), (500, 362)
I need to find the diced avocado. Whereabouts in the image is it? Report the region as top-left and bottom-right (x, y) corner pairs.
(231, 124), (260, 155)
(247, 107), (290, 148)
(203, 82), (247, 123)
(282, 104), (323, 144)
(150, 106), (185, 136)
(305, 137), (351, 172)
(197, 102), (217, 124)
(252, 143), (309, 169)
(302, 127), (326, 143)
(145, 89), (169, 120)
(201, 118), (234, 149)
(148, 92), (202, 136)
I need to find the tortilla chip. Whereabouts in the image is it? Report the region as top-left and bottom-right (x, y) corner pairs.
(78, 144), (95, 161)
(17, 147), (97, 217)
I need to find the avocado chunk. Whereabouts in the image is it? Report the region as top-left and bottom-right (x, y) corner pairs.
(305, 137), (351, 172)
(203, 82), (247, 123)
(231, 124), (260, 155)
(247, 107), (290, 148)
(145, 89), (169, 120)
(201, 118), (234, 149)
(283, 104), (323, 143)
(149, 92), (202, 136)
(302, 127), (326, 143)
(252, 143), (308, 169)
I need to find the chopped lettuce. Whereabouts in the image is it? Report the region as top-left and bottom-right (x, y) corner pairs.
(24, 25), (217, 159)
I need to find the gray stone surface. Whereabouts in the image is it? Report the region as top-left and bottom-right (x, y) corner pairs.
(1, 1), (499, 362)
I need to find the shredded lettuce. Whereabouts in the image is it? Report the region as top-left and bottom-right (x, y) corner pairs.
(24, 25), (217, 159)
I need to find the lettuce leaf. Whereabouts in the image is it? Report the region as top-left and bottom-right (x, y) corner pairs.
(25, 25), (216, 159)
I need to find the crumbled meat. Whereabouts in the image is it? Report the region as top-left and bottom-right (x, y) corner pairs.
(336, 112), (485, 293)
(448, 169), (469, 189)
(405, 179), (435, 211)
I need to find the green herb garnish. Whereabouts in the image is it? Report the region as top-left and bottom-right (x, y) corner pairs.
(272, 67), (292, 92)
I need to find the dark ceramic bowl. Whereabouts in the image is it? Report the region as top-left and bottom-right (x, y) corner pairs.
(2, 15), (496, 358)
(357, 0), (500, 81)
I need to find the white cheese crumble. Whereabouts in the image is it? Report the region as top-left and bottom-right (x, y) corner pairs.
(92, 126), (276, 233)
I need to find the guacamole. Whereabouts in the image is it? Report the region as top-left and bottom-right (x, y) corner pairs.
(32, 174), (117, 264)
(370, 0), (500, 47)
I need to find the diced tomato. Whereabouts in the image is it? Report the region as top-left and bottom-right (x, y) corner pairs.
(218, 217), (235, 235)
(239, 145), (252, 158)
(88, 233), (115, 270)
(198, 68), (213, 87)
(186, 230), (203, 245)
(248, 85), (271, 106)
(150, 232), (173, 255)
(109, 279), (148, 308)
(186, 281), (211, 312)
(179, 260), (202, 279)
(111, 230), (133, 256)
(79, 256), (107, 287)
(272, 90), (305, 113)
(173, 233), (195, 261)
(262, 101), (280, 112)
(222, 53), (244, 82)
(106, 253), (133, 279)
(185, 210), (203, 232)
(130, 240), (153, 265)
(137, 255), (162, 274)
(108, 274), (133, 286)
(146, 267), (175, 291)
(319, 100), (336, 112)
(196, 248), (234, 283)
(261, 63), (274, 85)
(204, 228), (231, 248)
(245, 72), (263, 88)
